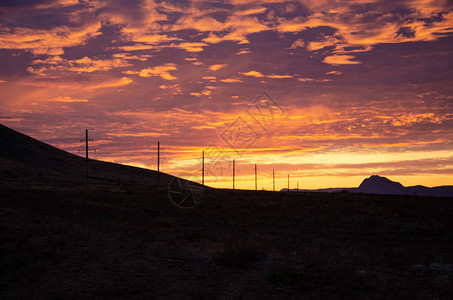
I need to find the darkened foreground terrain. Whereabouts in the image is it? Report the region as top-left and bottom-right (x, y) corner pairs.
(1, 184), (452, 299)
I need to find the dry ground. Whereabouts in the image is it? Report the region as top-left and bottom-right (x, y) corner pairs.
(1, 183), (452, 299)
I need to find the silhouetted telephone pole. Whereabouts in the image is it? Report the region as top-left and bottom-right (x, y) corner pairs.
(157, 141), (160, 186)
(202, 150), (205, 186)
(273, 169), (275, 192)
(287, 174), (290, 191)
(233, 159), (235, 190)
(79, 129), (95, 184)
(254, 164), (257, 191)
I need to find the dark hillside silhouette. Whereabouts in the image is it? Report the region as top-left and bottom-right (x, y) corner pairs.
(0, 124), (176, 186)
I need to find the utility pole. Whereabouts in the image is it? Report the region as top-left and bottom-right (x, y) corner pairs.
(79, 129), (95, 184)
(273, 169), (275, 192)
(254, 164), (257, 191)
(157, 141), (160, 186)
(202, 150), (204, 186)
(287, 174), (290, 191)
(233, 159), (235, 190)
(297, 181), (299, 192)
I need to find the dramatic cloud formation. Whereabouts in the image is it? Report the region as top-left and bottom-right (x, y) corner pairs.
(0, 22), (102, 55)
(0, 0), (452, 189)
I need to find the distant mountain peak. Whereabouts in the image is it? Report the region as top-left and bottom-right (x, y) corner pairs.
(356, 175), (453, 197)
(357, 175), (406, 195)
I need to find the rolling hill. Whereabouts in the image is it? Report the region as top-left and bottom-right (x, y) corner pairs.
(0, 124), (176, 187)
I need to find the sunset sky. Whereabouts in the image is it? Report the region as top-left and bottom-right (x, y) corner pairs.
(1, 0), (452, 190)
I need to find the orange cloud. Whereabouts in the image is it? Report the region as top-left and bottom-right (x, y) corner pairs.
(236, 7), (267, 16)
(81, 76), (134, 90)
(64, 56), (131, 72)
(159, 84), (182, 95)
(276, 2), (453, 57)
(322, 55), (361, 65)
(220, 78), (243, 83)
(202, 33), (225, 44)
(35, 0), (80, 9)
(122, 31), (179, 44)
(242, 71), (293, 79)
(267, 74), (293, 79)
(236, 49), (251, 55)
(0, 22), (102, 55)
(117, 44), (155, 51)
(175, 16), (227, 32)
(325, 71), (342, 75)
(289, 39), (305, 49)
(43, 96), (89, 103)
(175, 13), (269, 44)
(306, 36), (341, 51)
(22, 76), (133, 91)
(190, 90), (212, 97)
(297, 77), (332, 82)
(112, 53), (152, 61)
(100, 0), (168, 38)
(122, 70), (139, 75)
(209, 64), (227, 71)
(172, 42), (208, 52)
(139, 63), (178, 80)
(28, 56), (133, 75)
(242, 70), (265, 77)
